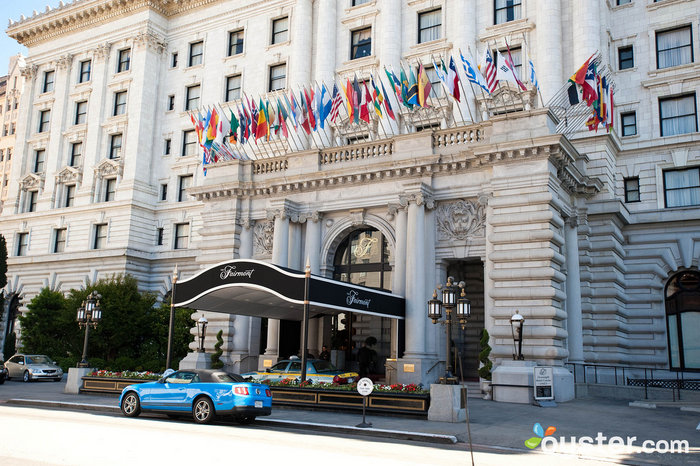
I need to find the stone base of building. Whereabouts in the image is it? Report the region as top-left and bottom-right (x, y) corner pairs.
(493, 361), (575, 403)
(227, 352), (258, 374)
(179, 351), (211, 370)
(427, 384), (466, 422)
(396, 356), (439, 386)
(258, 354), (279, 371)
(64, 367), (94, 394)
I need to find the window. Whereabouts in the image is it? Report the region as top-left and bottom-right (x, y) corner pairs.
(27, 190), (38, 213)
(38, 110), (50, 133)
(104, 178), (116, 202)
(269, 64), (286, 92)
(618, 46), (634, 70)
(0, 149), (4, 161)
(352, 0), (370, 5)
(178, 174), (192, 202)
(171, 52), (178, 68)
(188, 41), (204, 67)
(495, 0), (521, 24)
(109, 133), (122, 159)
(271, 17), (289, 45)
(333, 227), (392, 291)
(164, 139), (171, 155)
(225, 75), (241, 102)
(16, 233), (28, 256)
(156, 227), (164, 246)
(495, 47), (522, 79)
(174, 223), (190, 249)
(656, 26), (693, 69)
(42, 70), (55, 93)
(33, 150), (45, 173)
(665, 271), (700, 370)
(160, 183), (168, 201)
(185, 85), (200, 111)
(617, 0), (631, 4)
(2, 125), (6, 136)
(79, 60), (91, 83)
(664, 167), (700, 208)
(624, 177), (640, 203)
(659, 94), (697, 137)
(351, 27), (372, 59)
(93, 223), (107, 249)
(64, 184), (76, 207)
(117, 49), (131, 73)
(69, 142), (83, 167)
(418, 9), (441, 44)
(167, 94), (175, 111)
(182, 130), (197, 156)
(75, 101), (88, 125)
(228, 30), (244, 56)
(53, 228), (67, 253)
(7, 148), (11, 160)
(621, 112), (637, 136)
(425, 66), (442, 98)
(10, 123), (15, 134)
(113, 91), (127, 116)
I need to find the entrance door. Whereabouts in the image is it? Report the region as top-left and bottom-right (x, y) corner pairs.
(278, 320), (301, 359)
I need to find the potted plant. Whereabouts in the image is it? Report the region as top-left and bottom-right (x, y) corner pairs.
(478, 328), (493, 400)
(210, 330), (224, 369)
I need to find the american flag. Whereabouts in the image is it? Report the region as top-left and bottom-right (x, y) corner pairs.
(330, 83), (343, 122)
(480, 48), (498, 93)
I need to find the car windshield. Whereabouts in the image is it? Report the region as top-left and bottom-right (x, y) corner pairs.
(27, 355), (51, 364)
(212, 372), (236, 382)
(312, 360), (339, 373)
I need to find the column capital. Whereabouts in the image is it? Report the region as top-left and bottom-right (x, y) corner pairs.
(92, 42), (112, 63)
(399, 192), (435, 209)
(300, 210), (323, 223)
(55, 54), (73, 71)
(565, 216), (578, 229)
(238, 217), (253, 230)
(133, 29), (167, 54)
(20, 62), (38, 80)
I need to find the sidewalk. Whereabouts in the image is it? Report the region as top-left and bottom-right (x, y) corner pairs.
(1, 378), (698, 464)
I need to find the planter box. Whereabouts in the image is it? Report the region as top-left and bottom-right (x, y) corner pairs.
(81, 376), (150, 394)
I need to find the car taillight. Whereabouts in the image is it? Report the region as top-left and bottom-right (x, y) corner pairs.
(265, 389), (271, 397)
(234, 386), (249, 395)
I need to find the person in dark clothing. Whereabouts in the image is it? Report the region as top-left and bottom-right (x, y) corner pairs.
(357, 341), (372, 378)
(319, 345), (330, 361)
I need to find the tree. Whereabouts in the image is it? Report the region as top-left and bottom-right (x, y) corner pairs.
(0, 234), (7, 290)
(211, 330), (224, 369)
(18, 288), (76, 358)
(478, 328), (493, 381)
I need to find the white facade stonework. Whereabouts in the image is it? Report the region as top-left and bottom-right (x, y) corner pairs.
(2, 0), (699, 390)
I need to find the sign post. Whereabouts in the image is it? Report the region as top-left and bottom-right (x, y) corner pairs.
(533, 366), (556, 407)
(356, 377), (374, 428)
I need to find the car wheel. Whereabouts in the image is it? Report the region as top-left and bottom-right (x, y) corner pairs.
(23, 371), (31, 383)
(236, 415), (255, 425)
(121, 392), (141, 417)
(192, 397), (214, 424)
(54, 377), (62, 382)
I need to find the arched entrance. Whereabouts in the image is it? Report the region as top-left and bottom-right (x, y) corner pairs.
(665, 270), (700, 371)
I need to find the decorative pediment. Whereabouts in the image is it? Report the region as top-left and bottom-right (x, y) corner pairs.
(94, 158), (123, 178)
(20, 173), (44, 191)
(436, 199), (486, 242)
(56, 166), (82, 184)
(479, 85), (537, 116)
(331, 116), (375, 139)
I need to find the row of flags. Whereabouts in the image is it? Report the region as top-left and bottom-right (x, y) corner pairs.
(190, 45), (543, 170)
(567, 53), (614, 132)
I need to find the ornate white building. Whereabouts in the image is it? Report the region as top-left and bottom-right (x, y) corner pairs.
(0, 54), (25, 210)
(2, 0), (699, 397)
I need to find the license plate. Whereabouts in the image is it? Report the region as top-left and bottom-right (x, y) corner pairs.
(255, 401), (263, 408)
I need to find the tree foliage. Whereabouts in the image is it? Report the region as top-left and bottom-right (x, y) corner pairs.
(478, 328), (493, 381)
(0, 234), (7, 290)
(211, 329), (224, 369)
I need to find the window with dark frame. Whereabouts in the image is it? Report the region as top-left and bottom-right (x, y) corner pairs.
(109, 133), (122, 159)
(160, 183), (168, 201)
(351, 27), (372, 60)
(75, 101), (88, 125)
(171, 52), (178, 68)
(65, 184), (76, 207)
(621, 112), (637, 136)
(424, 65), (442, 98)
(17, 232), (28, 256)
(182, 130), (197, 156)
(174, 223), (190, 249)
(333, 227), (392, 291)
(189, 41), (204, 67)
(226, 75), (242, 101)
(352, 0), (370, 5)
(228, 30), (244, 56)
(656, 26), (693, 69)
(38, 110), (50, 132)
(271, 17), (289, 45)
(664, 167), (700, 208)
(156, 227), (164, 246)
(104, 178), (116, 202)
(624, 177), (640, 203)
(618, 46), (634, 70)
(113, 91), (127, 116)
(617, 0), (631, 5)
(659, 94), (698, 137)
(43, 70), (55, 93)
(79, 60), (91, 83)
(117, 49), (131, 73)
(269, 64), (286, 92)
(164, 139), (171, 155)
(53, 228), (67, 253)
(27, 190), (38, 213)
(168, 94), (175, 111)
(418, 9), (442, 44)
(93, 223), (107, 249)
(665, 271), (700, 370)
(178, 174), (193, 202)
(10, 123), (15, 135)
(494, 46), (523, 79)
(494, 0), (522, 25)
(33, 150), (45, 173)
(185, 84), (200, 111)
(70, 142), (83, 166)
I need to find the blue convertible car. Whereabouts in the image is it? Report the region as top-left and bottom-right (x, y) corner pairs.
(119, 369), (272, 425)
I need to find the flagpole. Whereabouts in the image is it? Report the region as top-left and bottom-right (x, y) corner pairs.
(421, 55), (450, 128)
(466, 46), (491, 122)
(367, 75), (390, 139)
(429, 53), (462, 128)
(314, 80), (335, 148)
(439, 53), (469, 125)
(404, 59), (433, 131)
(277, 96), (302, 153)
(296, 84), (321, 150)
(454, 49), (479, 123)
(388, 65), (412, 134)
(282, 92), (306, 152)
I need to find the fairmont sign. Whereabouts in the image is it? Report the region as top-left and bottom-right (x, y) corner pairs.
(220, 265), (255, 280)
(346, 290), (372, 309)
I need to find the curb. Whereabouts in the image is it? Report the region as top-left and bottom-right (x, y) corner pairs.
(5, 398), (458, 444)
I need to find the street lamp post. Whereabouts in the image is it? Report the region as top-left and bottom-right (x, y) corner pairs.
(196, 315), (208, 352)
(427, 277), (471, 384)
(76, 291), (102, 368)
(511, 310), (525, 360)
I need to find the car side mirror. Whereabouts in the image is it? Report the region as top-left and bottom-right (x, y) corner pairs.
(265, 368), (271, 373)
(19, 361), (24, 365)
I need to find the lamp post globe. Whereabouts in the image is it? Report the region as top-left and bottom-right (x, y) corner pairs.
(427, 277), (469, 384)
(197, 315), (208, 352)
(510, 310), (525, 360)
(76, 291), (102, 368)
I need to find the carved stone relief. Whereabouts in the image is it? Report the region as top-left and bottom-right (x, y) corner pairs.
(436, 199), (486, 241)
(253, 220), (274, 256)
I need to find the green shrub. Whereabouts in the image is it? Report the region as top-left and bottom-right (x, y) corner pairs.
(478, 328), (493, 381)
(113, 356), (136, 371)
(211, 330), (224, 369)
(88, 357), (106, 369)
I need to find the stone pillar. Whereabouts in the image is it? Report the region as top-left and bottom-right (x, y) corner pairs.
(237, 218), (254, 259)
(391, 205), (407, 360)
(82, 43), (111, 193)
(564, 216), (584, 363)
(424, 206), (438, 358)
(229, 217), (255, 372)
(451, 0), (477, 122)
(289, 0), (312, 87)
(304, 212), (323, 355)
(380, 0), (402, 135)
(262, 206), (290, 361)
(572, 0), (601, 67)
(8, 63), (38, 213)
(535, 0), (563, 103)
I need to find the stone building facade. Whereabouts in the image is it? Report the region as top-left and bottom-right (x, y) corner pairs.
(0, 55), (25, 210)
(1, 0), (699, 394)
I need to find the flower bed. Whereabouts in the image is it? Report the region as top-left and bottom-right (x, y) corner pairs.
(88, 370), (162, 380)
(260, 378), (428, 395)
(81, 370), (162, 394)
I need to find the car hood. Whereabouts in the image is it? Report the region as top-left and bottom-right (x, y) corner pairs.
(28, 364), (61, 371)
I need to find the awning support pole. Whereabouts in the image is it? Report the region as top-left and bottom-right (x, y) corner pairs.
(300, 258), (311, 383)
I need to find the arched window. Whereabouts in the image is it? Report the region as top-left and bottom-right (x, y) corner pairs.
(665, 271), (700, 371)
(333, 227), (392, 291)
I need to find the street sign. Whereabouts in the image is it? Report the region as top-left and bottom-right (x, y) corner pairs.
(357, 377), (374, 396)
(534, 366), (554, 401)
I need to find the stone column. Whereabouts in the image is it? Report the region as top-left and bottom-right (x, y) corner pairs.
(380, 0), (402, 135)
(391, 205), (407, 360)
(304, 212), (323, 355)
(263, 207), (290, 359)
(424, 206), (438, 358)
(83, 43), (111, 192)
(535, 0), (563, 103)
(290, 0), (312, 87)
(573, 0), (601, 67)
(237, 218), (254, 259)
(8, 63), (38, 212)
(229, 217), (255, 372)
(451, 0), (477, 122)
(564, 216), (584, 363)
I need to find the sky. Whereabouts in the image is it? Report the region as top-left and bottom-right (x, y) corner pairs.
(0, 0), (66, 72)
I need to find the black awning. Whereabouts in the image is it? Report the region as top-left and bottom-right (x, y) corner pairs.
(172, 259), (404, 320)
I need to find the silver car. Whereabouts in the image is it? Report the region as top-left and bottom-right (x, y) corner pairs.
(5, 354), (63, 382)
